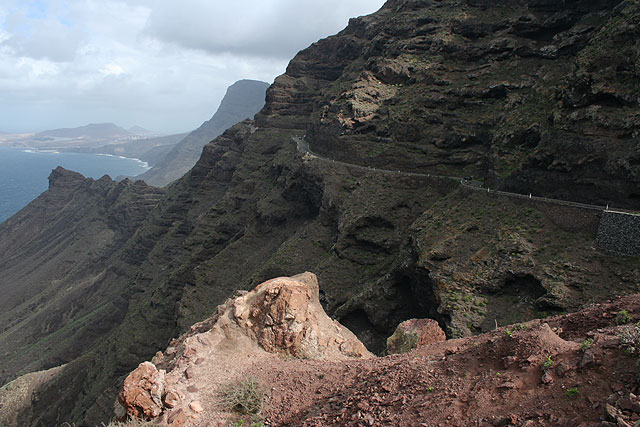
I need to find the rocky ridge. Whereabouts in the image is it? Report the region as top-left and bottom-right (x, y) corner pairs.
(138, 79), (269, 186)
(115, 273), (370, 426)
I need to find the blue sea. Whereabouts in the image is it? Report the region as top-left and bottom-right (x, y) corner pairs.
(0, 147), (151, 223)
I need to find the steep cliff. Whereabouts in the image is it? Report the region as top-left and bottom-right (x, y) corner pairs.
(0, 0), (639, 425)
(0, 167), (164, 389)
(137, 79), (270, 187)
(296, 0), (640, 208)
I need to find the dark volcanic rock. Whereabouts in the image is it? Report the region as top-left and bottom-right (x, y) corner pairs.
(1, 1), (639, 425)
(138, 79), (269, 187)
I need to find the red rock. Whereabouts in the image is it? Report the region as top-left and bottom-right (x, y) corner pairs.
(164, 390), (180, 408)
(117, 362), (165, 420)
(168, 408), (187, 427)
(231, 272), (371, 359)
(184, 366), (195, 379)
(386, 318), (446, 354)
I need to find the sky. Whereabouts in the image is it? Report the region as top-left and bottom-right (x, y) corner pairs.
(0, 0), (386, 134)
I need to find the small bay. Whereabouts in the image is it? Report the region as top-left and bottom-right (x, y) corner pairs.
(0, 147), (150, 223)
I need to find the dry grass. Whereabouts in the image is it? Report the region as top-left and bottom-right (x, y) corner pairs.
(220, 376), (266, 416)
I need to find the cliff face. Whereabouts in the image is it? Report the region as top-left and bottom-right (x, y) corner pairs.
(0, 0), (639, 425)
(0, 167), (164, 390)
(269, 0), (639, 208)
(138, 79), (270, 187)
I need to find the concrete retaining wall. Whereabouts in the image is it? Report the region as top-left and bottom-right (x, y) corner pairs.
(596, 211), (640, 256)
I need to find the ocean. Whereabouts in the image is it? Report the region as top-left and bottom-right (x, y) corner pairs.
(0, 147), (151, 223)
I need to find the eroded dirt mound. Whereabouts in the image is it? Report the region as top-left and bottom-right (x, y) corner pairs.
(256, 295), (640, 426)
(116, 272), (371, 426)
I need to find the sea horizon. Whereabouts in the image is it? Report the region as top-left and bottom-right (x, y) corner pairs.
(0, 147), (151, 223)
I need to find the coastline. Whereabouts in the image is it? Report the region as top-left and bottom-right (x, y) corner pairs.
(0, 147), (152, 223)
(7, 146), (152, 172)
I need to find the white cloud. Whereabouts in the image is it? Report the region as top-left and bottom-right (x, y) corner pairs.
(100, 63), (124, 76)
(0, 0), (386, 133)
(143, 1), (384, 59)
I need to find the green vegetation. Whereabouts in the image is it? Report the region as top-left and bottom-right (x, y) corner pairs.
(565, 387), (579, 398)
(619, 323), (640, 355)
(221, 377), (266, 417)
(542, 355), (554, 369)
(617, 310), (633, 325)
(580, 338), (593, 352)
(426, 386), (435, 393)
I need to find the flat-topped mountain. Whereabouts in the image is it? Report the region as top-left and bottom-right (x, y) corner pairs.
(36, 122), (131, 139)
(0, 0), (638, 425)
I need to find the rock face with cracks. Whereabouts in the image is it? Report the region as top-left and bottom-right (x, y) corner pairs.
(116, 273), (371, 424)
(233, 273), (371, 359)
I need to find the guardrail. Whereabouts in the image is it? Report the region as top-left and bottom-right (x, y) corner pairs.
(293, 136), (636, 214)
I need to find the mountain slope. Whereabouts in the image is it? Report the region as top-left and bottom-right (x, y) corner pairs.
(0, 168), (164, 388)
(79, 132), (189, 166)
(137, 79), (270, 186)
(292, 0), (640, 208)
(36, 123), (131, 139)
(0, 0), (639, 425)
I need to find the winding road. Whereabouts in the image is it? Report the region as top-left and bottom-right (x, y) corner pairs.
(293, 136), (632, 214)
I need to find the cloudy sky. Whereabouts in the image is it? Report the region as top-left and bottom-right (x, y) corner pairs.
(0, 0), (386, 134)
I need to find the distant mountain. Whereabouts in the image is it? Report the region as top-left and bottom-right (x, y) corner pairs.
(138, 79), (269, 187)
(83, 132), (189, 166)
(37, 123), (131, 139)
(128, 125), (152, 135)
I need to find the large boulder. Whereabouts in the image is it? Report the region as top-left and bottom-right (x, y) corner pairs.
(232, 272), (370, 359)
(117, 362), (165, 420)
(387, 318), (446, 354)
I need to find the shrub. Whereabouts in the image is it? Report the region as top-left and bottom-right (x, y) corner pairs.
(566, 387), (579, 397)
(617, 310), (633, 325)
(619, 323), (640, 355)
(542, 355), (554, 369)
(220, 377), (266, 416)
(580, 338), (593, 352)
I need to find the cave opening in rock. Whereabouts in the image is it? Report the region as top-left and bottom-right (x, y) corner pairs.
(387, 271), (444, 331)
(340, 269), (449, 355)
(480, 273), (556, 332)
(339, 309), (387, 355)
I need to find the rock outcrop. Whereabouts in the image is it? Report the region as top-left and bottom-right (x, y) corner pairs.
(116, 273), (371, 425)
(386, 318), (446, 354)
(121, 293), (640, 427)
